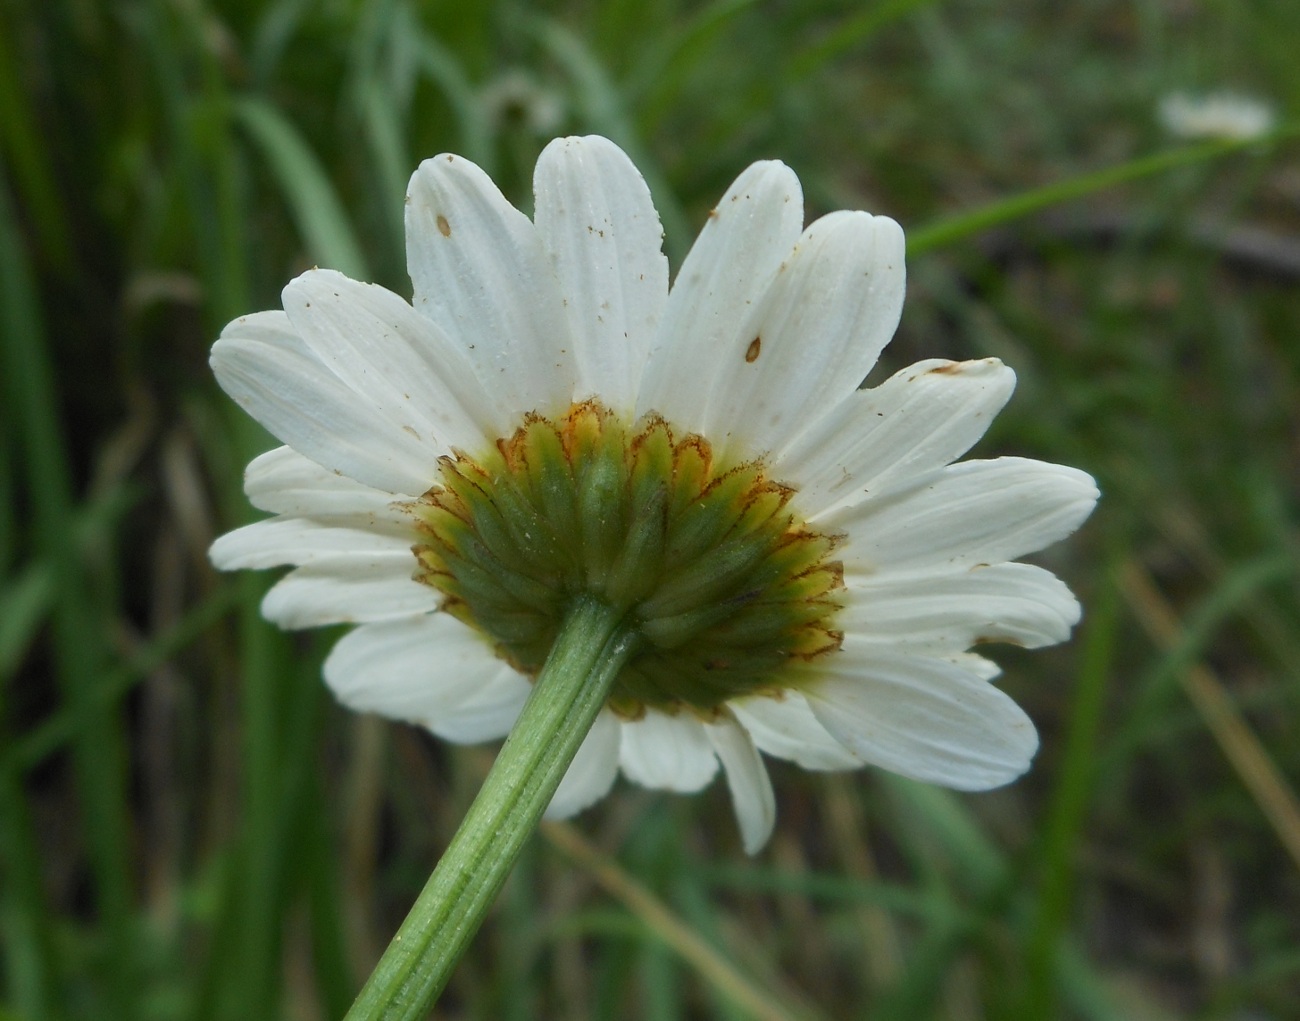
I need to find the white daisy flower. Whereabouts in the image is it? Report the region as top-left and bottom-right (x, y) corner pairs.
(210, 135), (1097, 854)
(1158, 90), (1276, 142)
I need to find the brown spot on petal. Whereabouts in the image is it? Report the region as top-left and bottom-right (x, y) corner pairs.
(927, 361), (962, 374)
(745, 336), (762, 363)
(436, 214), (451, 237)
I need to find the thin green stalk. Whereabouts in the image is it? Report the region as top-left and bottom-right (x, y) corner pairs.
(303, 769), (359, 1021)
(139, 3), (291, 1016)
(0, 483), (137, 681)
(0, 15), (71, 269)
(0, 701), (61, 1019)
(231, 96), (369, 280)
(1021, 570), (1119, 1016)
(0, 163), (136, 1016)
(345, 595), (638, 1020)
(907, 125), (1300, 256)
(785, 0), (940, 81)
(10, 585), (237, 771)
(196, 589), (323, 1021)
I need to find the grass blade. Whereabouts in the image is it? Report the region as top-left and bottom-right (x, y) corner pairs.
(908, 127), (1300, 255)
(232, 97), (370, 280)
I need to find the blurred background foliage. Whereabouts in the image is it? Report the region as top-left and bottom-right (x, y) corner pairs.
(2, 0), (1299, 1018)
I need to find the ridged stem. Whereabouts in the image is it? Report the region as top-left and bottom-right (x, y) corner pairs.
(344, 595), (636, 1020)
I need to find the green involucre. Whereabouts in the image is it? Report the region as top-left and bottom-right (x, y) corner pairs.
(406, 401), (844, 716)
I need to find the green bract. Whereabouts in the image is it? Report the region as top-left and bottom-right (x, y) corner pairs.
(407, 401), (845, 717)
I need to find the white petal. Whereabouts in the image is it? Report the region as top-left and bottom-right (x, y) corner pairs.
(618, 710), (718, 792)
(833, 457), (1099, 578)
(405, 153), (573, 423)
(243, 446), (406, 517)
(703, 211), (906, 464)
(210, 517), (414, 570)
(545, 710), (621, 819)
(778, 358), (1017, 521)
(323, 615), (529, 742)
(950, 651), (1003, 681)
(282, 270), (497, 449)
(804, 645), (1039, 790)
(432, 684), (529, 744)
(730, 691), (864, 770)
(211, 311), (435, 495)
(260, 553), (436, 628)
(705, 712), (776, 855)
(637, 161), (804, 433)
(533, 136), (668, 411)
(840, 562), (1081, 653)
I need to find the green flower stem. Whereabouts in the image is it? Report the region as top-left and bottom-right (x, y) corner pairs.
(907, 123), (1300, 256)
(344, 595), (638, 1021)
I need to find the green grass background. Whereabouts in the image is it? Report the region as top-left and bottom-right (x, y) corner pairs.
(3, 0), (1299, 1018)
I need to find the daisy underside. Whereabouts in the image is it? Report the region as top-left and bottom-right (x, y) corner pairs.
(210, 136), (1097, 852)
(410, 399), (846, 719)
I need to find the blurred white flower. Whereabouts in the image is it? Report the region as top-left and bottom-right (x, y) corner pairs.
(209, 136), (1097, 853)
(1158, 90), (1276, 142)
(480, 69), (565, 135)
